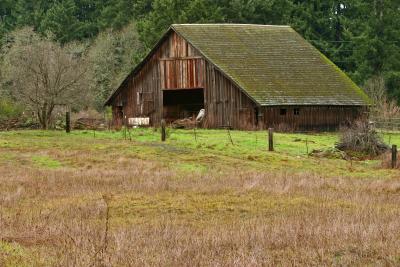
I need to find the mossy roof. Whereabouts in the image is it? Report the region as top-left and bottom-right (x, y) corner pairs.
(172, 24), (370, 106)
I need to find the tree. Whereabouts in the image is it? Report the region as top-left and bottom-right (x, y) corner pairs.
(364, 75), (400, 120)
(222, 0), (293, 25)
(39, 0), (83, 44)
(348, 0), (400, 97)
(0, 0), (16, 30)
(137, 0), (225, 49)
(88, 22), (143, 109)
(3, 28), (89, 129)
(98, 0), (137, 30)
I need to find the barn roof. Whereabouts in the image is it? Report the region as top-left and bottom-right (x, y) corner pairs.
(105, 24), (370, 106)
(171, 24), (370, 106)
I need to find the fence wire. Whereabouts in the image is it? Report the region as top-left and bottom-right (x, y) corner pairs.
(87, 119), (400, 156)
(370, 118), (400, 146)
(116, 126), (319, 156)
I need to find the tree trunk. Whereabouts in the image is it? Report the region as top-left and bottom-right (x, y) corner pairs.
(42, 103), (48, 129)
(46, 104), (54, 129)
(38, 102), (52, 130)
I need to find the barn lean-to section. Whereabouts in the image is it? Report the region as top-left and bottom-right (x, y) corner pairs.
(261, 106), (367, 131)
(106, 24), (370, 131)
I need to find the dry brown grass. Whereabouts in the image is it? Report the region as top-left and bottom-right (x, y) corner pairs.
(1, 132), (400, 266)
(381, 151), (400, 170)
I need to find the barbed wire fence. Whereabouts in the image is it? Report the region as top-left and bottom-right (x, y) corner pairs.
(119, 123), (322, 156)
(69, 115), (400, 167)
(371, 117), (400, 145)
(89, 115), (400, 157)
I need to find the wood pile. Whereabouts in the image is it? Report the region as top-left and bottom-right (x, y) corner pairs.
(171, 117), (197, 129)
(73, 118), (106, 130)
(0, 118), (40, 131)
(336, 121), (389, 156)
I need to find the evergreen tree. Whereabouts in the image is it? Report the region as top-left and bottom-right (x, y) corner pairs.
(0, 0), (16, 29)
(222, 0), (293, 25)
(39, 0), (83, 43)
(137, 0), (225, 49)
(340, 0), (399, 100)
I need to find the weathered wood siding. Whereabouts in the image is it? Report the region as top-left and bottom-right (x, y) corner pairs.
(160, 57), (204, 89)
(160, 32), (204, 90)
(111, 31), (257, 130)
(203, 62), (256, 129)
(111, 31), (203, 128)
(262, 106), (366, 130)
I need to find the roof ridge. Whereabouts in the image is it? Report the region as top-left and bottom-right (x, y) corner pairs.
(172, 23), (291, 28)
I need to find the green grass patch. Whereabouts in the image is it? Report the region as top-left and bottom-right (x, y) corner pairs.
(0, 241), (27, 267)
(0, 129), (398, 178)
(0, 152), (16, 162)
(175, 162), (208, 173)
(108, 191), (357, 226)
(31, 155), (62, 169)
(0, 241), (46, 267)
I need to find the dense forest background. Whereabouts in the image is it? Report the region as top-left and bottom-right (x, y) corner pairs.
(0, 0), (399, 118)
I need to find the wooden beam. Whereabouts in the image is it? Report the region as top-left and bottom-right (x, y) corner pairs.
(159, 56), (203, 61)
(161, 87), (204, 91)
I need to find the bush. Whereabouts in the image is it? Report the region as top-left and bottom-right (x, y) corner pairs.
(0, 99), (23, 122)
(336, 120), (389, 157)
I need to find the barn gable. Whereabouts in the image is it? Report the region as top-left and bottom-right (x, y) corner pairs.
(106, 29), (257, 129)
(105, 26), (256, 108)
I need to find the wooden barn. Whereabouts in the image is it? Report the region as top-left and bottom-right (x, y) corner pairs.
(105, 24), (370, 130)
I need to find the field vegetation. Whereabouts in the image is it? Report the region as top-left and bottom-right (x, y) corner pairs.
(1, 129), (400, 266)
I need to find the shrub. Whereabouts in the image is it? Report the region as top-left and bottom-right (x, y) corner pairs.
(336, 120), (389, 157)
(0, 99), (23, 122)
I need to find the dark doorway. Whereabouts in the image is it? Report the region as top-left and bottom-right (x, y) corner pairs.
(113, 105), (124, 129)
(163, 88), (204, 122)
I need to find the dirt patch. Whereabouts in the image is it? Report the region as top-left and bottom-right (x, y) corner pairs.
(309, 148), (346, 160)
(144, 142), (192, 154)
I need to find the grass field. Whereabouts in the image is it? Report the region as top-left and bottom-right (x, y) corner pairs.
(1, 129), (400, 266)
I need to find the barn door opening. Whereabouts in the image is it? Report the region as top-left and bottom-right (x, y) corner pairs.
(113, 105), (124, 129)
(163, 88), (204, 122)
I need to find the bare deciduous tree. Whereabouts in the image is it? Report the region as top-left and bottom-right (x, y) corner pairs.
(363, 75), (400, 120)
(87, 22), (143, 109)
(3, 28), (89, 129)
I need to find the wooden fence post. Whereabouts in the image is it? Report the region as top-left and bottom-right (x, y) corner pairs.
(194, 122), (198, 142)
(268, 128), (274, 151)
(161, 119), (166, 142)
(123, 116), (127, 140)
(227, 128), (234, 145)
(306, 138), (309, 157)
(66, 111), (71, 133)
(392, 145), (397, 169)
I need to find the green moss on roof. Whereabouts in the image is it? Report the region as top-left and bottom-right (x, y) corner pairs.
(318, 51), (372, 105)
(172, 24), (370, 106)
